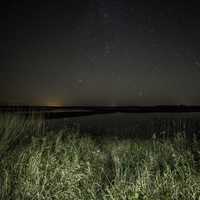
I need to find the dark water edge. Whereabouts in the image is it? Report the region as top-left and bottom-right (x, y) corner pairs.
(1, 111), (200, 140)
(45, 112), (200, 140)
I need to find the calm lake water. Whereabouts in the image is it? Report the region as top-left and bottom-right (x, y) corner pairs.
(47, 112), (200, 138)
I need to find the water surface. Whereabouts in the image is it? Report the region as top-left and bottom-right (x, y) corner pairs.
(47, 112), (200, 138)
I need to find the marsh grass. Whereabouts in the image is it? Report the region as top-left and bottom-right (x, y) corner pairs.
(0, 114), (200, 199)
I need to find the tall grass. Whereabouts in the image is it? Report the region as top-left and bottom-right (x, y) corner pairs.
(0, 114), (200, 199)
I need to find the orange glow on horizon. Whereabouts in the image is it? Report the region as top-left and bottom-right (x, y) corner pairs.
(45, 100), (65, 107)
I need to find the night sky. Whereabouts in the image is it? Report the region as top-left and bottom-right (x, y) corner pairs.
(1, 1), (200, 106)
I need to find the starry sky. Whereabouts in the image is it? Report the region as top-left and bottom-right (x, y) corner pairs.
(0, 0), (200, 106)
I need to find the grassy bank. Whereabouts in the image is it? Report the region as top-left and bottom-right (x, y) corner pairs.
(0, 114), (200, 199)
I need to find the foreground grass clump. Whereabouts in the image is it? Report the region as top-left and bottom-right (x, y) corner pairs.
(0, 115), (200, 200)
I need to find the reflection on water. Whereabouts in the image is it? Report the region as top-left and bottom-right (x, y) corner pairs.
(47, 112), (200, 139)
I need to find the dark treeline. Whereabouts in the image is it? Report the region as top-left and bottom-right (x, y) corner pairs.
(1, 105), (200, 113)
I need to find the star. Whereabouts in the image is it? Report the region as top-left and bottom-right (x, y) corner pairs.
(103, 13), (109, 18)
(117, 76), (121, 81)
(104, 42), (112, 56)
(138, 90), (144, 97)
(194, 61), (200, 67)
(77, 79), (84, 84)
